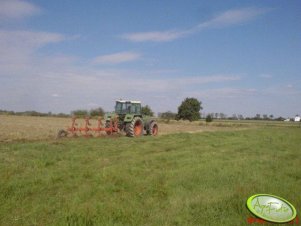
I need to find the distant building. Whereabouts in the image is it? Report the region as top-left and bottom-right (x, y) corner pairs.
(295, 116), (300, 122)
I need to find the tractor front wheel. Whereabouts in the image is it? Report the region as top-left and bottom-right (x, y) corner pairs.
(126, 117), (143, 137)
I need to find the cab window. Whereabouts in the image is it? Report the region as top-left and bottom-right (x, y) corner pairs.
(115, 102), (122, 113)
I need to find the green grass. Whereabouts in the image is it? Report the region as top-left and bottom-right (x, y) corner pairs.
(1, 127), (300, 225)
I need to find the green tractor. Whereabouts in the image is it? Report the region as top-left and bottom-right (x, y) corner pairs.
(105, 100), (158, 137)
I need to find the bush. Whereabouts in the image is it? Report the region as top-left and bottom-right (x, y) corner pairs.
(141, 105), (154, 116)
(159, 111), (177, 120)
(206, 115), (213, 123)
(90, 107), (105, 117)
(56, 113), (70, 118)
(71, 109), (89, 117)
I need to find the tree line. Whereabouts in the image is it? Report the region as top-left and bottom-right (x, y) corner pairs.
(0, 106), (155, 118)
(0, 97), (289, 121)
(0, 110), (69, 117)
(158, 98), (288, 122)
(0, 108), (105, 118)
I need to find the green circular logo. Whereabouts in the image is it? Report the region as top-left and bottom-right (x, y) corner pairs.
(247, 194), (297, 223)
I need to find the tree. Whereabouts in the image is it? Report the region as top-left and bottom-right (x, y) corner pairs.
(90, 107), (105, 117)
(141, 105), (154, 116)
(177, 97), (202, 121)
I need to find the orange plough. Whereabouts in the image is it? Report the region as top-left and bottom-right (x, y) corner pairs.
(57, 116), (119, 138)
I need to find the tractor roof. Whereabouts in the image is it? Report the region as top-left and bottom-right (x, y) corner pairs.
(116, 100), (141, 104)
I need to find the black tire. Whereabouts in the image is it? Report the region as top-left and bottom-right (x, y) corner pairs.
(105, 121), (111, 135)
(118, 121), (125, 131)
(125, 122), (132, 136)
(126, 117), (143, 137)
(57, 129), (68, 139)
(148, 121), (158, 136)
(117, 121), (126, 135)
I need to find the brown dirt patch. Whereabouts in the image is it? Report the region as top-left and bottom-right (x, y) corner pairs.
(0, 115), (252, 142)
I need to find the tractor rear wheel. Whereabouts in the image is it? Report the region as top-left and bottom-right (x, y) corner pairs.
(148, 121), (158, 136)
(126, 117), (143, 137)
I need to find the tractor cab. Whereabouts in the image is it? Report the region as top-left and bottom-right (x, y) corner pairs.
(115, 100), (141, 115)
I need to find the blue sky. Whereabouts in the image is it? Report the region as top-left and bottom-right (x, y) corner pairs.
(0, 0), (300, 117)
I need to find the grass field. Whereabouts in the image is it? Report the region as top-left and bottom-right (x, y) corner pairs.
(0, 116), (300, 225)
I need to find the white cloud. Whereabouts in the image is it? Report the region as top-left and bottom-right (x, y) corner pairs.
(198, 7), (268, 29)
(181, 88), (259, 112)
(122, 30), (188, 42)
(92, 51), (141, 64)
(178, 75), (241, 85)
(263, 84), (301, 97)
(0, 55), (243, 113)
(0, 30), (65, 49)
(0, 0), (40, 20)
(0, 30), (67, 76)
(198, 87), (258, 98)
(122, 7), (269, 42)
